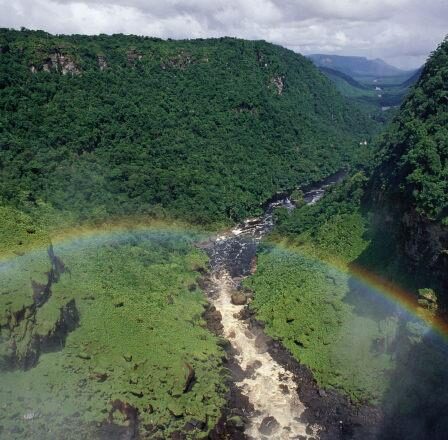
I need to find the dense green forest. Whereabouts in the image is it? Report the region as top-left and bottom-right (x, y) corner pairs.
(370, 39), (448, 222)
(0, 29), (378, 224)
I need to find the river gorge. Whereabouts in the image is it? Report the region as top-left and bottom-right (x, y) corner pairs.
(201, 172), (379, 439)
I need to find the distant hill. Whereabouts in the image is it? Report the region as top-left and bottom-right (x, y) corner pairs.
(314, 58), (422, 113)
(318, 66), (368, 90)
(308, 54), (414, 80)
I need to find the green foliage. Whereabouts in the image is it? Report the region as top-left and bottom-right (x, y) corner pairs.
(274, 172), (368, 243)
(0, 205), (49, 256)
(248, 171), (430, 403)
(371, 39), (448, 221)
(0, 29), (378, 224)
(0, 213), (226, 438)
(245, 239), (395, 402)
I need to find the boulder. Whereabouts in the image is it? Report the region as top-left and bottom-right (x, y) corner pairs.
(258, 416), (280, 435)
(254, 334), (269, 354)
(231, 291), (246, 305)
(228, 415), (245, 430)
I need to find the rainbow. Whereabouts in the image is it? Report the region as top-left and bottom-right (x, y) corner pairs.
(272, 240), (448, 345)
(0, 216), (209, 261)
(349, 263), (448, 343)
(2, 217), (447, 344)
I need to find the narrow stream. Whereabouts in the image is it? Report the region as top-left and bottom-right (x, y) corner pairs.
(204, 173), (345, 439)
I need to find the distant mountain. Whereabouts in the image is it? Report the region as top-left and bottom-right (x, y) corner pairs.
(318, 66), (368, 90)
(308, 54), (412, 79)
(400, 65), (423, 87)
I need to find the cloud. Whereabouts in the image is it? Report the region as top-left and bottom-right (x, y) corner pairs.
(0, 0), (447, 69)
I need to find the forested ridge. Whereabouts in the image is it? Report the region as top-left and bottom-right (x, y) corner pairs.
(370, 38), (448, 222)
(252, 38), (448, 439)
(0, 28), (377, 224)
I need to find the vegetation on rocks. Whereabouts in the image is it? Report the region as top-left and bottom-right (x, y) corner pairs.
(0, 207), (226, 439)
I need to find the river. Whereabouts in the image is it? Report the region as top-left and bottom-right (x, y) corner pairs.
(204, 172), (346, 439)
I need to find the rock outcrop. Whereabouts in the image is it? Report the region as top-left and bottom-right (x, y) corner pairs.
(97, 55), (108, 71)
(161, 52), (195, 70)
(30, 50), (81, 75)
(270, 75), (285, 95)
(230, 291), (247, 305)
(0, 246), (79, 370)
(127, 49), (143, 65)
(400, 210), (448, 296)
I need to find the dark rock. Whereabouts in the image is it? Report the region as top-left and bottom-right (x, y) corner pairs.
(280, 384), (290, 394)
(258, 416), (280, 435)
(228, 415), (245, 430)
(101, 399), (138, 440)
(231, 291), (247, 305)
(254, 333), (268, 354)
(203, 305), (223, 335)
(77, 351), (91, 360)
(183, 418), (206, 431)
(246, 360), (262, 378)
(183, 362), (195, 393)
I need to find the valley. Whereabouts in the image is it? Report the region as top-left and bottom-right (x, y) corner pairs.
(1, 28), (447, 439)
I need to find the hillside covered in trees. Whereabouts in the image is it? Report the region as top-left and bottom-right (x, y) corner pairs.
(0, 29), (378, 224)
(257, 38), (448, 439)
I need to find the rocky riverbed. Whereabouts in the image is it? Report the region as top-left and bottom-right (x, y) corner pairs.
(202, 173), (382, 439)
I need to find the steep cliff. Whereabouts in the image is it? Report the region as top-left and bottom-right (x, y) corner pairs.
(369, 37), (448, 299)
(0, 207), (79, 370)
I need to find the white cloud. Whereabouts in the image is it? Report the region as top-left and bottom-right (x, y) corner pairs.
(0, 0), (447, 69)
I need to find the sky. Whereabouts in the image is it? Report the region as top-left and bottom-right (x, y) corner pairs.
(1, 0), (447, 69)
